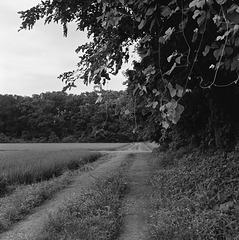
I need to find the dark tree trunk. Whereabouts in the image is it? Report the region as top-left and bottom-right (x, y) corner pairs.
(209, 96), (224, 151)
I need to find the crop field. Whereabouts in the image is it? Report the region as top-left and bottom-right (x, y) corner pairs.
(0, 143), (129, 194)
(0, 143), (129, 233)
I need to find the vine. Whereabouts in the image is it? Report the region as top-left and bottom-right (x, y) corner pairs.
(132, 0), (239, 128)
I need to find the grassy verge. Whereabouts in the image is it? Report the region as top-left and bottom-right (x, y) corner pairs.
(0, 151), (101, 195)
(36, 162), (131, 240)
(149, 147), (239, 240)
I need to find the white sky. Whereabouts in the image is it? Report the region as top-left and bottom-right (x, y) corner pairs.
(0, 1), (128, 96)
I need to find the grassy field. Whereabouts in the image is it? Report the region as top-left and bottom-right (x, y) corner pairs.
(0, 148), (100, 195)
(0, 143), (129, 194)
(0, 143), (129, 234)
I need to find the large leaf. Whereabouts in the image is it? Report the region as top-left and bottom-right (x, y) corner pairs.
(138, 19), (146, 29)
(215, 0), (227, 5)
(176, 84), (184, 97)
(161, 6), (172, 17)
(152, 101), (158, 109)
(213, 47), (224, 60)
(168, 83), (176, 98)
(174, 103), (184, 123)
(162, 121), (170, 129)
(146, 7), (155, 16)
(203, 45), (211, 56)
(189, 0), (206, 9)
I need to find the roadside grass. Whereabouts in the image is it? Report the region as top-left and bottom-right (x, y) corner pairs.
(0, 172), (72, 234)
(36, 162), (131, 240)
(149, 148), (239, 240)
(0, 150), (101, 195)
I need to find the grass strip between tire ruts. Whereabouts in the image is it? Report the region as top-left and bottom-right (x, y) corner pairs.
(36, 156), (134, 240)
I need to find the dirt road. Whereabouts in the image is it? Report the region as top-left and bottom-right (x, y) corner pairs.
(0, 142), (156, 240)
(118, 152), (153, 240)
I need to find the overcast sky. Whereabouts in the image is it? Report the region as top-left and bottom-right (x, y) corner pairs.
(0, 1), (127, 96)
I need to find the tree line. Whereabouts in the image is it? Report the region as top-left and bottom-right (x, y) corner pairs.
(1, 84), (238, 150)
(0, 90), (141, 143)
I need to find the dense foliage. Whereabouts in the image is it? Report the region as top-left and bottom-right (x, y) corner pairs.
(18, 0), (239, 149)
(0, 91), (139, 143)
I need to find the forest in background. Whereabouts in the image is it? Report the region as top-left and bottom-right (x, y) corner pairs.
(1, 84), (239, 151)
(0, 90), (142, 143)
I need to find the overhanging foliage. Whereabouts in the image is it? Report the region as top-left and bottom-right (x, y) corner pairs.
(18, 0), (239, 148)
